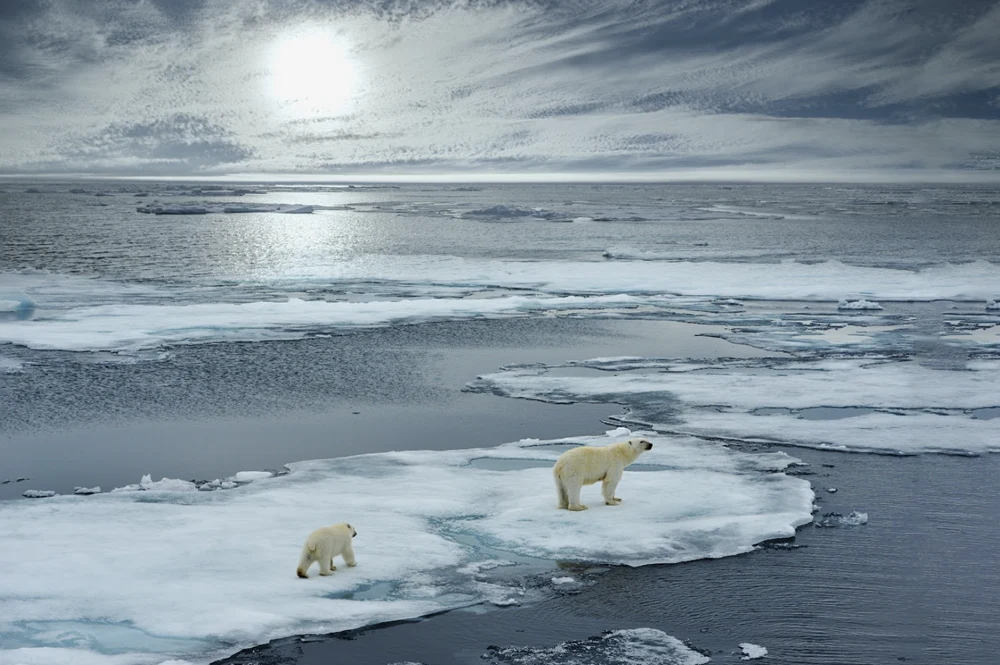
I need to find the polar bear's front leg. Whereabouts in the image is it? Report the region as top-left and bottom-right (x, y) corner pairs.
(602, 468), (623, 505)
(343, 543), (357, 567)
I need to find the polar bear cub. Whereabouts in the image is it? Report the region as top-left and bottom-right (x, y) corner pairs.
(553, 438), (653, 511)
(296, 522), (357, 578)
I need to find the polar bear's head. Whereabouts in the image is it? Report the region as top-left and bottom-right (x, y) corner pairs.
(346, 523), (357, 538)
(629, 438), (653, 452)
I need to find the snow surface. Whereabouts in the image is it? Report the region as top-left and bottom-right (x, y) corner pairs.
(0, 430), (812, 665)
(837, 299), (883, 310)
(471, 359), (1000, 455)
(483, 628), (710, 665)
(739, 642), (768, 660)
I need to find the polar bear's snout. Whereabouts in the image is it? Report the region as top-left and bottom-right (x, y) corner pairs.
(644, 441), (653, 450)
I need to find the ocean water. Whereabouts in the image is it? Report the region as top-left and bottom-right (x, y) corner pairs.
(0, 181), (998, 665)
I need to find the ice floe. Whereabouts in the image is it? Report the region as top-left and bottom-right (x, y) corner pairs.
(73, 487), (101, 496)
(814, 511), (868, 527)
(21, 490), (57, 499)
(470, 358), (1000, 455)
(136, 203), (316, 215)
(483, 628), (710, 665)
(0, 430), (812, 665)
(837, 299), (883, 310)
(739, 642), (768, 660)
(987, 300), (1000, 310)
(0, 294), (649, 352)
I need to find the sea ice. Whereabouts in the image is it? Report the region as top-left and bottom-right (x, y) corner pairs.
(232, 471), (272, 482)
(471, 358), (1000, 455)
(0, 430), (812, 665)
(73, 487), (101, 495)
(483, 628), (710, 665)
(814, 511), (868, 527)
(21, 490), (56, 499)
(987, 300), (1000, 310)
(739, 642), (768, 660)
(838, 299), (883, 310)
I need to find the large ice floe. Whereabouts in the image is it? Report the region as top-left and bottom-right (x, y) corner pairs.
(0, 429), (812, 665)
(469, 359), (1000, 455)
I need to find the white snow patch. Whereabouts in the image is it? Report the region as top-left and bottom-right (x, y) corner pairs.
(739, 642), (768, 660)
(74, 487), (102, 496)
(0, 431), (812, 665)
(551, 576), (576, 584)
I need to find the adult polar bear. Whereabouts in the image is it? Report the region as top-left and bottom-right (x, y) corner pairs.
(296, 522), (357, 578)
(553, 438), (653, 510)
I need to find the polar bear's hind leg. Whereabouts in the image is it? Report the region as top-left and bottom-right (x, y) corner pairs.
(566, 479), (587, 511)
(556, 478), (570, 509)
(296, 549), (314, 578)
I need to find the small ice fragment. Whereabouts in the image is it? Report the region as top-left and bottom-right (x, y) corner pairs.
(826, 487), (838, 493)
(74, 486), (101, 495)
(220, 481), (237, 489)
(1, 479), (9, 484)
(837, 299), (883, 310)
(740, 642), (768, 660)
(15, 477), (29, 482)
(814, 511), (868, 527)
(233, 471), (273, 482)
(23, 490), (56, 498)
(552, 576), (576, 585)
(987, 300), (1000, 311)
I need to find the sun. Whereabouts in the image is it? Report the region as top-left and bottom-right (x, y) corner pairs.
(268, 27), (358, 116)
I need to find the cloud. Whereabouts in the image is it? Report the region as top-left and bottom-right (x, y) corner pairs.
(0, 0), (997, 178)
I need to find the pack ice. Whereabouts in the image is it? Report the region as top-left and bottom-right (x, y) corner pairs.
(470, 359), (1000, 455)
(0, 430), (812, 665)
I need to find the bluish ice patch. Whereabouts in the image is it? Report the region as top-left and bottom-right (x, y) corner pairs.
(798, 407), (877, 420)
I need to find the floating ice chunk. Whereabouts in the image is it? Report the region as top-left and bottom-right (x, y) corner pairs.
(551, 576), (576, 584)
(838, 299), (883, 310)
(232, 471), (272, 482)
(987, 300), (1000, 311)
(22, 490), (56, 499)
(0, 293), (37, 320)
(483, 628), (710, 665)
(0, 433), (811, 665)
(112, 475), (197, 493)
(826, 487), (837, 493)
(74, 486), (101, 495)
(219, 481), (237, 489)
(740, 642), (768, 660)
(462, 205), (559, 220)
(814, 511), (868, 527)
(136, 205), (209, 215)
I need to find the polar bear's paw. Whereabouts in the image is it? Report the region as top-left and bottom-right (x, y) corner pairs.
(568, 504), (588, 511)
(605, 497), (622, 505)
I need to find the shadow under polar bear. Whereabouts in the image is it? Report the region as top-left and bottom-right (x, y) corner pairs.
(0, 429), (813, 665)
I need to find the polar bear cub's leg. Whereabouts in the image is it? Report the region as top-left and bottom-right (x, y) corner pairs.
(602, 467), (624, 505)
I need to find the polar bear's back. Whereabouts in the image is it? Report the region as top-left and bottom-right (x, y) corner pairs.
(553, 441), (632, 484)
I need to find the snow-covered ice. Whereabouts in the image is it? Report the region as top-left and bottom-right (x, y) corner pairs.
(21, 490), (56, 499)
(837, 299), (883, 310)
(471, 358), (1000, 455)
(987, 300), (1000, 310)
(483, 628), (710, 665)
(232, 471), (273, 482)
(73, 487), (101, 495)
(0, 430), (812, 665)
(739, 642), (768, 660)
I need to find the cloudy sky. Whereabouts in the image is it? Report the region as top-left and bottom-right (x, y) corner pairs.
(1, 0), (998, 180)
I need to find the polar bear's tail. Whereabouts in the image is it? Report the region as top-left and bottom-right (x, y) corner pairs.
(296, 546), (314, 578)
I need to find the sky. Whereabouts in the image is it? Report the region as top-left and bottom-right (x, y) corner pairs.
(0, 0), (998, 181)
